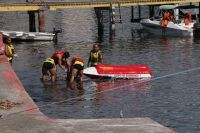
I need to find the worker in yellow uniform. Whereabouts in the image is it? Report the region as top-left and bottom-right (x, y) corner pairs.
(70, 56), (84, 83)
(5, 37), (15, 64)
(41, 58), (56, 82)
(87, 43), (103, 67)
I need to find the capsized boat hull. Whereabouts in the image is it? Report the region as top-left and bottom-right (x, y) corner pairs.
(140, 19), (193, 37)
(83, 64), (152, 79)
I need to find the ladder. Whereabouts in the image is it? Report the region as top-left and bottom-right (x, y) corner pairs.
(110, 2), (122, 24)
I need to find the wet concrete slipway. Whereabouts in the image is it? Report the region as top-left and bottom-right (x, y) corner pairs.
(1, 0), (200, 133)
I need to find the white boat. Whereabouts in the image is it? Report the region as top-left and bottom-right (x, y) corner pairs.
(0, 30), (55, 41)
(140, 4), (198, 37)
(83, 64), (152, 79)
(140, 19), (194, 36)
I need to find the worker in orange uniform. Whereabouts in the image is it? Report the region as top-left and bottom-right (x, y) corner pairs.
(70, 56), (84, 83)
(51, 50), (70, 74)
(184, 13), (192, 26)
(161, 11), (171, 35)
(164, 11), (170, 20)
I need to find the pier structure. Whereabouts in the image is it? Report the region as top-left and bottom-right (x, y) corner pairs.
(0, 1), (199, 34)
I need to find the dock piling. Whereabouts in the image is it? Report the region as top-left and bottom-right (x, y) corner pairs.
(28, 11), (36, 32)
(149, 5), (154, 18)
(38, 10), (45, 32)
(199, 2), (200, 22)
(131, 6), (134, 22)
(94, 7), (104, 37)
(138, 6), (141, 20)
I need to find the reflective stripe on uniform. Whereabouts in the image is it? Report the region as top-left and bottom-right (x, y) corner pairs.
(74, 61), (84, 66)
(44, 58), (55, 65)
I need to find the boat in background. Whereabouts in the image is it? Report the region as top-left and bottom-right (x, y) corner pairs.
(140, 18), (194, 36)
(0, 30), (55, 41)
(83, 64), (152, 79)
(140, 4), (198, 37)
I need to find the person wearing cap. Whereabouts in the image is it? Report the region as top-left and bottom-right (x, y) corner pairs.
(51, 50), (70, 73)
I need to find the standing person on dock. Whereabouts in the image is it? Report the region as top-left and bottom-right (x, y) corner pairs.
(70, 56), (84, 83)
(41, 58), (56, 82)
(5, 37), (15, 64)
(87, 43), (103, 67)
(51, 50), (70, 74)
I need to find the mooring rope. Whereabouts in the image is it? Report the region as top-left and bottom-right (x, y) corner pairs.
(1, 66), (200, 119)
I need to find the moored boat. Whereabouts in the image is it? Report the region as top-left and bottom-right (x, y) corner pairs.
(140, 18), (194, 36)
(83, 64), (152, 79)
(140, 4), (198, 37)
(0, 30), (55, 41)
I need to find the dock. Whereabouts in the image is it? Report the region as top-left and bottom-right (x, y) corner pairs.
(0, 1), (200, 11)
(0, 1), (199, 36)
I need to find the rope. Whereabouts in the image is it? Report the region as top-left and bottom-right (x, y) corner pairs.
(1, 66), (200, 119)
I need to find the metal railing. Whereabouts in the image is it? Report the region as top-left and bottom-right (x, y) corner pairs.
(0, 0), (199, 11)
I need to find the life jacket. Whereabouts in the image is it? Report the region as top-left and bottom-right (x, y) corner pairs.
(71, 56), (84, 66)
(163, 12), (169, 21)
(51, 51), (65, 64)
(184, 18), (189, 25)
(161, 19), (168, 28)
(168, 14), (173, 21)
(44, 58), (55, 65)
(184, 13), (192, 25)
(6, 44), (14, 61)
(90, 50), (101, 66)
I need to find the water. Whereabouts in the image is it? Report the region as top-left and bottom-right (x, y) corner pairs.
(1, 1), (200, 132)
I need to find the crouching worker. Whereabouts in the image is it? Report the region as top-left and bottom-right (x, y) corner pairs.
(41, 58), (56, 82)
(70, 56), (84, 83)
(51, 51), (70, 73)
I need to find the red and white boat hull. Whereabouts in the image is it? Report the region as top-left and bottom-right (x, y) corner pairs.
(83, 64), (152, 79)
